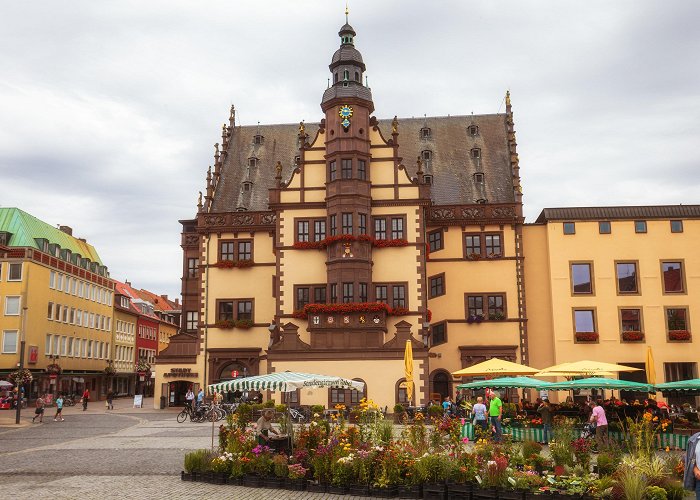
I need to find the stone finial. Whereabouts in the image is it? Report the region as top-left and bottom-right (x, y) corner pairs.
(222, 123), (228, 139)
(391, 115), (398, 134)
(197, 191), (203, 211)
(214, 143), (220, 158)
(229, 104), (235, 122)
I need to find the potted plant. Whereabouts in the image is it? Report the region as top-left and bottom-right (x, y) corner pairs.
(415, 453), (451, 499)
(285, 463), (308, 490)
(264, 454), (288, 488)
(467, 314), (484, 324)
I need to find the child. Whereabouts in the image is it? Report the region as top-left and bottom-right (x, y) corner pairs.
(54, 394), (64, 421)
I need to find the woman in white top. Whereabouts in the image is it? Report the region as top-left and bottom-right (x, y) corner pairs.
(472, 396), (488, 431)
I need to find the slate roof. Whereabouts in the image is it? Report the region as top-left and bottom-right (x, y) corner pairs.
(0, 207), (103, 263)
(210, 113), (514, 212)
(535, 205), (700, 223)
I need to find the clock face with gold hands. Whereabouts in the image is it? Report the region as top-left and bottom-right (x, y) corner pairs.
(339, 105), (353, 119)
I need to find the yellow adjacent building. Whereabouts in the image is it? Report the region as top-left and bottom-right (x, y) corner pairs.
(0, 208), (115, 401)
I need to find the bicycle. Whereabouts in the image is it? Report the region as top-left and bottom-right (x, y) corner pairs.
(177, 404), (202, 423)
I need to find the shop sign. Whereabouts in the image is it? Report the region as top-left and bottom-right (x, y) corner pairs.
(163, 367), (199, 378)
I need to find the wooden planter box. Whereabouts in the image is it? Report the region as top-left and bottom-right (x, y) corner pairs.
(446, 482), (472, 499)
(263, 476), (285, 489)
(306, 481), (327, 493)
(423, 482), (447, 500)
(397, 484), (422, 499)
(285, 478), (307, 491)
(371, 485), (399, 497)
(348, 483), (372, 496)
(328, 485), (349, 495)
(241, 474), (264, 488)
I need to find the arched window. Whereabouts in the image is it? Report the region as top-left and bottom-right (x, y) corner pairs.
(334, 73), (339, 83)
(355, 71), (360, 82)
(396, 378), (410, 405)
(328, 378), (366, 407)
(343, 69), (349, 81)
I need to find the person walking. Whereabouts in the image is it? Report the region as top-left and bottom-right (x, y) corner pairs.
(472, 396), (488, 434)
(196, 388), (205, 408)
(185, 387), (195, 408)
(106, 389), (114, 410)
(590, 400), (609, 449)
(537, 398), (553, 444)
(682, 431), (700, 499)
(54, 394), (65, 421)
(489, 390), (503, 442)
(32, 395), (46, 423)
(82, 388), (90, 411)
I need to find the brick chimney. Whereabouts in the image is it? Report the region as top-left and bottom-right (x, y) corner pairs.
(59, 225), (73, 236)
(160, 294), (169, 301)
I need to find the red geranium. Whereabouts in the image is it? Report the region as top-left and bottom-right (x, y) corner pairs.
(575, 332), (599, 342)
(622, 331), (644, 341)
(669, 330), (691, 341)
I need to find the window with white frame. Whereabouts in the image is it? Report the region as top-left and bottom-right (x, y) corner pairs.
(4, 296), (20, 316)
(50, 271), (56, 289)
(45, 334), (52, 355)
(8, 263), (22, 281)
(2, 330), (18, 353)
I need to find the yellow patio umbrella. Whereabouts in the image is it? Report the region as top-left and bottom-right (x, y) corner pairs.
(538, 360), (642, 376)
(404, 340), (414, 404)
(452, 357), (539, 377)
(646, 346), (657, 398)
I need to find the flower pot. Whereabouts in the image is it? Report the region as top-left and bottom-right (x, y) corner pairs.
(199, 471), (213, 483)
(446, 481), (472, 499)
(348, 483), (371, 496)
(423, 482), (447, 500)
(306, 480), (327, 493)
(263, 476), (285, 489)
(500, 489), (526, 500)
(285, 478), (307, 491)
(242, 474), (264, 488)
(191, 471), (200, 482)
(212, 472), (228, 484)
(180, 471), (192, 481)
(371, 485), (399, 497)
(397, 484), (422, 499)
(472, 486), (499, 499)
(228, 475), (243, 486)
(328, 485), (349, 495)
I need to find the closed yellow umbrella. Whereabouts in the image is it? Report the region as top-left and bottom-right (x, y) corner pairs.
(646, 346), (656, 398)
(404, 340), (414, 404)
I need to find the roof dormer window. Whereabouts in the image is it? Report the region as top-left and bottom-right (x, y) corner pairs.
(253, 134), (263, 145)
(471, 148), (481, 159)
(476, 198), (488, 204)
(34, 238), (48, 252)
(423, 175), (433, 185)
(474, 173), (485, 184)
(421, 150), (432, 161)
(468, 125), (479, 136)
(420, 127), (431, 139)
(248, 157), (258, 167)
(242, 181), (252, 192)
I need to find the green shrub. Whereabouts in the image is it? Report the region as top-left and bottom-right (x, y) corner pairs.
(644, 485), (668, 500)
(235, 403), (253, 426)
(521, 440), (543, 459)
(617, 467), (647, 500)
(251, 403), (264, 416)
(275, 404), (287, 414)
(184, 449), (214, 473)
(393, 403), (405, 413)
(263, 399), (276, 408)
(663, 481), (686, 500)
(596, 452), (616, 476)
(427, 405), (443, 418)
(377, 419), (394, 444)
(414, 453), (451, 483)
(310, 404), (325, 415)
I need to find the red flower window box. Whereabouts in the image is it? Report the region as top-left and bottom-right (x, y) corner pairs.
(575, 332), (599, 342)
(622, 331), (644, 342)
(214, 259), (253, 269)
(668, 330), (691, 341)
(292, 235), (408, 250)
(292, 302), (410, 320)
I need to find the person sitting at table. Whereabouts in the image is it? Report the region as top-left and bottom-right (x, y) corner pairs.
(256, 409), (280, 445)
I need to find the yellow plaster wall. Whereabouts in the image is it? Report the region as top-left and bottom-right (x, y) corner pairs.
(280, 190), (301, 203)
(369, 159), (395, 186)
(540, 219), (700, 385)
(278, 210), (327, 247)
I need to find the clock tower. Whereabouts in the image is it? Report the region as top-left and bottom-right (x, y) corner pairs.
(321, 21), (375, 306)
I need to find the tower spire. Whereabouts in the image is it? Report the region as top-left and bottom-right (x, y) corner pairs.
(345, 1), (349, 24)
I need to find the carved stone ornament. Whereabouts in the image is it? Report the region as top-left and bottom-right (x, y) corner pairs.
(260, 213), (277, 225)
(185, 235), (199, 245)
(203, 215), (226, 226)
(461, 208), (485, 219)
(327, 316), (334, 324)
(312, 316), (320, 325)
(232, 214), (255, 226)
(492, 206), (516, 218)
(431, 208), (455, 220)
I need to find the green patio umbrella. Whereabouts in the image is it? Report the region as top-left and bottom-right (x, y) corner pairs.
(456, 376), (548, 390)
(655, 378), (700, 391)
(541, 377), (652, 392)
(208, 371), (364, 393)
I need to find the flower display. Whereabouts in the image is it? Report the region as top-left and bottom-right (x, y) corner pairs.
(669, 330), (691, 341)
(8, 368), (33, 385)
(292, 234), (408, 250)
(622, 330), (644, 341)
(574, 332), (599, 342)
(292, 302), (410, 319)
(214, 259), (254, 269)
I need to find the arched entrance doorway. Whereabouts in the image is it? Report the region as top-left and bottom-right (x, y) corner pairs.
(217, 361), (250, 403)
(430, 370), (452, 402)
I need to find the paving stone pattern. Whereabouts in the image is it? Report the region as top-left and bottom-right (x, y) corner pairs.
(0, 399), (379, 499)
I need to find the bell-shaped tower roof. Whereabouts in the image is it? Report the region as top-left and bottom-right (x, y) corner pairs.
(321, 19), (373, 109)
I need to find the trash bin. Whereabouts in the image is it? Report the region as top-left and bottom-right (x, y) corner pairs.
(160, 396), (166, 409)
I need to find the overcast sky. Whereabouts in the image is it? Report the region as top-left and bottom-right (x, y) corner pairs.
(1, 1), (699, 300)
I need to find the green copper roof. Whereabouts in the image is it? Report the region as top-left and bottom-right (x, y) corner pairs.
(0, 208), (103, 265)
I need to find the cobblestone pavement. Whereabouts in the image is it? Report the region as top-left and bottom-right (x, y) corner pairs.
(0, 399), (379, 499)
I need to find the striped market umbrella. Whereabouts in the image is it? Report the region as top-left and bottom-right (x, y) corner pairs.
(540, 377), (652, 392)
(655, 378), (700, 391)
(456, 376), (548, 390)
(208, 372), (364, 394)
